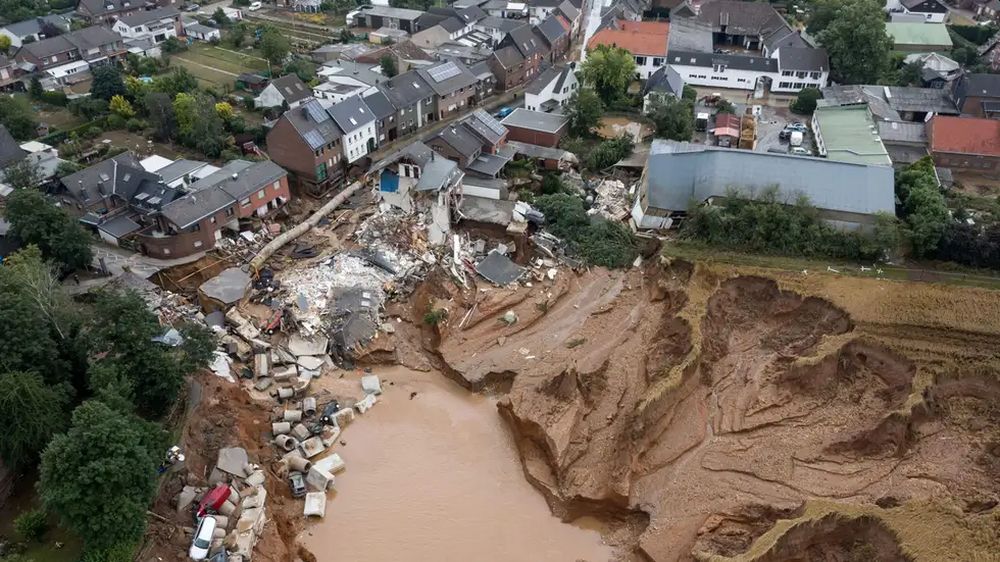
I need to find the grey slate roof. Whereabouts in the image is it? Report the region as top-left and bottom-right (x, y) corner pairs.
(363, 90), (395, 120)
(526, 66), (562, 95)
(371, 140), (436, 172)
(492, 45), (524, 68)
(62, 152), (161, 206)
(434, 123), (483, 157)
(959, 73), (1000, 97)
(415, 154), (462, 191)
(78, 0), (131, 16)
(821, 85), (958, 118)
(269, 74), (312, 105)
(439, 17), (467, 33)
(876, 120), (927, 144)
(643, 140), (895, 217)
(777, 47), (829, 72)
(469, 59), (494, 79)
(536, 15), (568, 46)
(285, 99), (342, 150)
(506, 24), (546, 58)
(669, 50), (778, 72)
(215, 160), (286, 201)
(361, 6), (425, 20)
(22, 34), (75, 58)
(327, 95), (375, 134)
(0, 126), (26, 169)
(501, 108), (568, 133)
(557, 0), (580, 22)
(117, 7), (179, 26)
(643, 65), (685, 97)
(4, 18), (43, 38)
(379, 70), (433, 108)
(97, 214), (141, 238)
(763, 26), (809, 52)
(160, 186), (234, 229)
(416, 59), (478, 96)
(157, 159), (209, 184)
(695, 0), (788, 36)
(666, 17), (713, 53)
(477, 15), (528, 32)
(466, 152), (510, 176)
(65, 26), (121, 53)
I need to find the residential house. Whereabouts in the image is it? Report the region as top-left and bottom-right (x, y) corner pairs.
(379, 69), (437, 139)
(434, 41), (495, 65)
(884, 22), (952, 52)
(904, 52), (961, 88)
(811, 104), (892, 166)
(488, 46), (529, 90)
(587, 20), (669, 79)
(314, 60), (387, 102)
(527, 0), (564, 25)
(481, 0), (528, 19)
(426, 109), (510, 174)
(412, 6), (486, 48)
(112, 7), (181, 44)
(370, 141), (464, 245)
(524, 64), (577, 112)
(469, 60), (497, 101)
(928, 115), (1000, 171)
(475, 15), (528, 44)
(354, 6), (426, 33)
(632, 140), (895, 231)
(417, 59), (479, 119)
(77, 0), (151, 25)
(877, 120), (929, 167)
(16, 26), (127, 87)
(0, 14), (72, 48)
(310, 42), (378, 63)
(353, 40), (435, 73)
(491, 25), (547, 89)
(535, 14), (571, 63)
(642, 65), (685, 113)
(328, 94), (377, 163)
(951, 73), (1000, 118)
(556, 0), (581, 38)
(0, 56), (21, 90)
(146, 158), (217, 189)
(822, 84), (960, 121)
(363, 89), (396, 146)
(692, 0), (790, 51)
(185, 23), (221, 42)
(886, 0), (950, 23)
(266, 99), (346, 195)
(255, 74), (313, 109)
(500, 108), (568, 147)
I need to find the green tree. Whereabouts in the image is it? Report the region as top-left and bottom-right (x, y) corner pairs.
(565, 88), (603, 136)
(29, 76), (43, 99)
(14, 509), (49, 542)
(379, 54), (398, 77)
(818, 0), (891, 84)
(340, 28), (353, 43)
(648, 96), (693, 141)
(284, 58), (316, 81)
(715, 99), (735, 114)
(534, 193), (638, 267)
(173, 92), (229, 157)
(682, 84), (697, 102)
(144, 92), (177, 140)
(55, 161), (81, 178)
(581, 44), (637, 105)
(806, 0), (849, 35)
(0, 34), (11, 54)
(151, 67), (198, 97)
(5, 189), (93, 272)
(790, 87), (822, 114)
(585, 135), (634, 170)
(39, 400), (162, 550)
(0, 96), (38, 140)
(161, 36), (185, 54)
(3, 158), (42, 189)
(212, 7), (230, 26)
(0, 372), (70, 468)
(260, 29), (290, 65)
(897, 160), (949, 257)
(109, 95), (135, 118)
(90, 65), (127, 100)
(897, 60), (924, 87)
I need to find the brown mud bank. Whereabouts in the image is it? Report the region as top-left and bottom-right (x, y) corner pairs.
(429, 260), (1000, 561)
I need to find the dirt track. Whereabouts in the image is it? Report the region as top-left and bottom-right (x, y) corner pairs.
(431, 260), (1000, 561)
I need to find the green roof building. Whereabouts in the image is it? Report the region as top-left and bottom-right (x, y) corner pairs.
(885, 22), (953, 52)
(811, 104), (892, 167)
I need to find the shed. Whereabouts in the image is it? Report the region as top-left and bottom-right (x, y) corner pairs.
(500, 108), (569, 147)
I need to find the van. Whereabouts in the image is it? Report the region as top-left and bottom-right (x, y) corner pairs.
(789, 131), (803, 147)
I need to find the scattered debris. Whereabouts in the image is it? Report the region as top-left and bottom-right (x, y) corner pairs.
(476, 251), (526, 286)
(361, 374), (382, 395)
(303, 492), (326, 518)
(198, 267), (252, 311)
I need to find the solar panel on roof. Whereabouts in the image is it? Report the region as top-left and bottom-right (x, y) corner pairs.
(305, 101), (330, 123)
(302, 129), (326, 150)
(475, 109), (506, 136)
(428, 61), (462, 82)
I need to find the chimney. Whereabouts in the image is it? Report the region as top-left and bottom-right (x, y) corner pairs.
(231, 173), (238, 180)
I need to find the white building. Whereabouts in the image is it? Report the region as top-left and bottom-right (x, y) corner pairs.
(524, 65), (578, 112)
(885, 0), (949, 23)
(328, 95), (377, 163)
(666, 46), (829, 94)
(112, 7), (180, 43)
(255, 74), (314, 109)
(185, 23), (221, 42)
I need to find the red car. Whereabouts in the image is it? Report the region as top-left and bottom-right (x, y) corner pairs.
(195, 484), (231, 519)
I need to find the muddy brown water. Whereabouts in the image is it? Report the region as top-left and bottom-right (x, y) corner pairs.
(301, 366), (614, 562)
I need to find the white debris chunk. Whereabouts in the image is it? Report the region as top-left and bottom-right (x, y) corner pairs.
(361, 374), (382, 395)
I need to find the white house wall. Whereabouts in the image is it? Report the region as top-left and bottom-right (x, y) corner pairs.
(670, 63), (827, 93)
(633, 55), (666, 80)
(631, 197), (671, 230)
(904, 8), (946, 22)
(342, 122), (377, 163)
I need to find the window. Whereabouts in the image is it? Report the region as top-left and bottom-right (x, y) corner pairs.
(316, 163), (327, 181)
(240, 198), (251, 207)
(810, 71), (821, 79)
(210, 217), (216, 223)
(226, 207), (234, 217)
(653, 57), (663, 67)
(782, 70), (793, 77)
(795, 71), (807, 78)
(635, 56), (647, 66)
(257, 189), (265, 199)
(192, 224), (201, 232)
(713, 63), (727, 72)
(779, 81), (792, 88)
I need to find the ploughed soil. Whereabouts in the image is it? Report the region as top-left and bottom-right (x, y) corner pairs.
(420, 260), (1000, 561)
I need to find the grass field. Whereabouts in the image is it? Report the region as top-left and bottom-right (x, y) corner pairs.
(170, 43), (269, 88)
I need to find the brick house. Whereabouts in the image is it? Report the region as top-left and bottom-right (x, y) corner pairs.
(488, 46), (528, 91)
(416, 59), (479, 120)
(493, 25), (547, 88)
(951, 73), (1000, 118)
(500, 108), (568, 147)
(378, 70), (438, 140)
(16, 26), (126, 85)
(77, 0), (152, 25)
(927, 115), (1000, 172)
(426, 109), (511, 177)
(535, 14), (571, 63)
(267, 98), (346, 196)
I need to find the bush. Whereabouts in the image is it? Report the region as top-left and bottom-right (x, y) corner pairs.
(586, 135), (634, 171)
(14, 509), (48, 542)
(85, 125), (103, 138)
(126, 118), (145, 132)
(106, 114), (127, 130)
(423, 308), (448, 325)
(790, 87), (821, 115)
(39, 90), (68, 106)
(534, 193), (638, 268)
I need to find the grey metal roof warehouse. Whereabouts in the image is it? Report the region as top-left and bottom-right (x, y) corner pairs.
(643, 140), (895, 218)
(501, 108), (568, 133)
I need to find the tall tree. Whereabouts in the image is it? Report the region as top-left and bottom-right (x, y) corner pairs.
(5, 189), (93, 272)
(565, 88), (603, 136)
(648, 96), (694, 141)
(89, 65), (127, 100)
(581, 45), (637, 105)
(0, 96), (38, 140)
(0, 35), (11, 55)
(0, 371), (70, 468)
(144, 92), (177, 140)
(260, 29), (290, 65)
(39, 400), (162, 550)
(3, 158), (42, 190)
(818, 0), (891, 84)
(379, 54), (398, 77)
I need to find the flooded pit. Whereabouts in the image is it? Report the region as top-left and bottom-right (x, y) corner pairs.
(301, 366), (614, 562)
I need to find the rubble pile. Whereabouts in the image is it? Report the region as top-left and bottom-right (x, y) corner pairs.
(215, 226), (280, 265)
(587, 179), (632, 222)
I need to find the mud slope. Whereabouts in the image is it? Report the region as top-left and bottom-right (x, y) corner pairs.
(434, 261), (1000, 561)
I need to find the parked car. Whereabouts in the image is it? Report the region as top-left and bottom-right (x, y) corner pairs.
(495, 106), (514, 118)
(790, 146), (810, 155)
(785, 122), (807, 133)
(189, 516), (217, 560)
(779, 129), (791, 141)
(185, 3), (200, 11)
(789, 131), (804, 147)
(289, 472), (307, 497)
(249, 1), (263, 10)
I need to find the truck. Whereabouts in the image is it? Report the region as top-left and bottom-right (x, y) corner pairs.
(789, 131), (803, 147)
(695, 112), (710, 132)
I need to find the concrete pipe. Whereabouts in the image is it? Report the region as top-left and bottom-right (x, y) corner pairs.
(227, 486), (241, 503)
(302, 397), (317, 417)
(271, 422), (291, 435)
(283, 410), (303, 423)
(288, 456), (312, 473)
(212, 515), (230, 529)
(277, 387), (294, 399)
(218, 499), (237, 516)
(212, 527), (227, 539)
(275, 434), (299, 452)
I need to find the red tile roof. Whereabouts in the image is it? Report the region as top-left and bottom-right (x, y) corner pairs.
(929, 115), (1000, 157)
(587, 19), (669, 56)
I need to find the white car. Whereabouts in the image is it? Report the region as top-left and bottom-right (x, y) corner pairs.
(189, 516), (217, 560)
(789, 147), (810, 156)
(249, 1), (263, 10)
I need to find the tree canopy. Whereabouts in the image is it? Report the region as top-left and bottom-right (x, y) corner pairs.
(0, 371), (70, 468)
(581, 45), (637, 105)
(5, 188), (93, 272)
(648, 96), (693, 141)
(260, 29), (290, 65)
(817, 0), (891, 84)
(565, 88), (603, 136)
(90, 65), (127, 101)
(379, 55), (398, 78)
(0, 95), (38, 140)
(790, 87), (822, 114)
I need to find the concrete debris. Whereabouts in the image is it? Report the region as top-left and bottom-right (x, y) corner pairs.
(216, 447), (249, 477)
(210, 351), (235, 382)
(297, 355), (324, 371)
(245, 470), (265, 487)
(302, 397), (317, 416)
(291, 423), (312, 441)
(253, 352), (270, 379)
(314, 453), (345, 474)
(152, 327), (184, 346)
(272, 422), (291, 435)
(319, 425), (341, 447)
(254, 377), (273, 391)
(361, 374), (382, 395)
(299, 436), (326, 458)
(303, 492), (326, 517)
(588, 179), (631, 222)
(275, 435), (298, 451)
(177, 486), (198, 515)
(277, 387), (294, 400)
(475, 250), (526, 286)
(204, 310), (226, 329)
(283, 410), (303, 423)
(332, 408), (355, 427)
(355, 393), (377, 414)
(288, 335), (328, 357)
(502, 310), (518, 325)
(199, 267), (252, 311)
(306, 466), (335, 492)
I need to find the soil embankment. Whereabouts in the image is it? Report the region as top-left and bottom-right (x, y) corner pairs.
(430, 260), (1000, 561)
